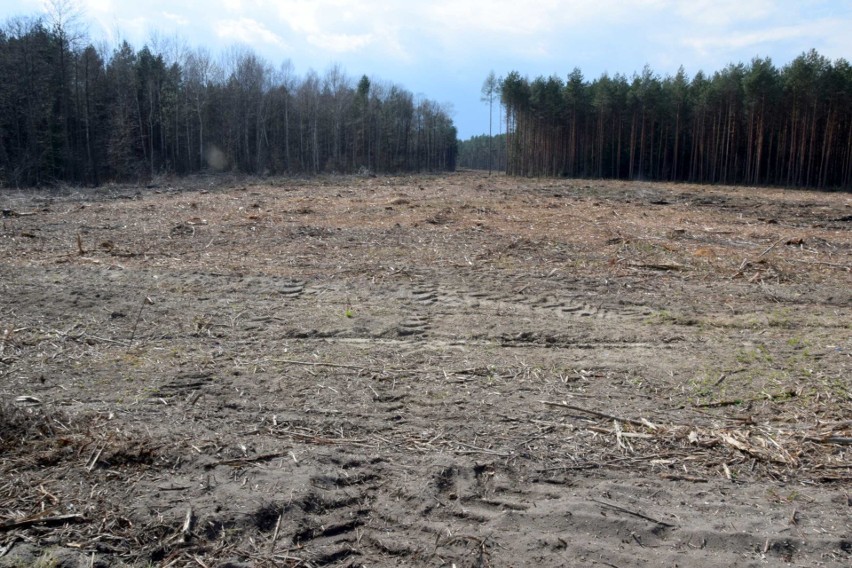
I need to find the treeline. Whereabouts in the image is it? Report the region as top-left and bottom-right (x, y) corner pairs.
(498, 50), (852, 188)
(457, 134), (507, 172)
(0, 14), (457, 188)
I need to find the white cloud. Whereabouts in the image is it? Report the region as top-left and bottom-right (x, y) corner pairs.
(7, 1), (852, 94)
(307, 32), (372, 53)
(672, 0), (774, 27)
(214, 17), (287, 48)
(423, 0), (560, 36)
(681, 17), (852, 57)
(220, 0), (245, 13)
(403, 0), (669, 63)
(162, 12), (189, 26)
(77, 0), (115, 15)
(683, 25), (805, 53)
(267, 1), (411, 58)
(117, 16), (149, 41)
(372, 26), (411, 61)
(273, 0), (321, 34)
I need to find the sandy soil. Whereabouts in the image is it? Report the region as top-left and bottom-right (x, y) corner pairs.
(1, 171), (850, 567)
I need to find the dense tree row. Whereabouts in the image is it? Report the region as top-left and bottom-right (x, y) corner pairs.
(0, 14), (456, 187)
(457, 134), (507, 172)
(496, 51), (852, 188)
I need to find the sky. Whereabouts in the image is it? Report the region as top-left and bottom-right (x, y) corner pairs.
(3, 0), (851, 139)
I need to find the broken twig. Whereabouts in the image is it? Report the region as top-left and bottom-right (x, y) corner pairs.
(0, 514), (87, 531)
(542, 401), (649, 428)
(590, 499), (676, 527)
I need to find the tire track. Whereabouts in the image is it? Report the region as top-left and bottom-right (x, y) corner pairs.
(397, 279), (652, 323)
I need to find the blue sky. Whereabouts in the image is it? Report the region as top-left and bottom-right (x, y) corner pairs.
(3, 0), (851, 139)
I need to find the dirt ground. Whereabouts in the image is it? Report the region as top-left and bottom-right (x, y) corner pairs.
(1, 171), (850, 567)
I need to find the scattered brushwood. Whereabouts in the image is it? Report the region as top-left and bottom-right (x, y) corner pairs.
(0, 402), (173, 563)
(542, 400), (851, 482)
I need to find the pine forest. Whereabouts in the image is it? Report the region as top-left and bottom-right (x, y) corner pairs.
(2, 7), (850, 191)
(489, 51), (852, 189)
(0, 14), (457, 187)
